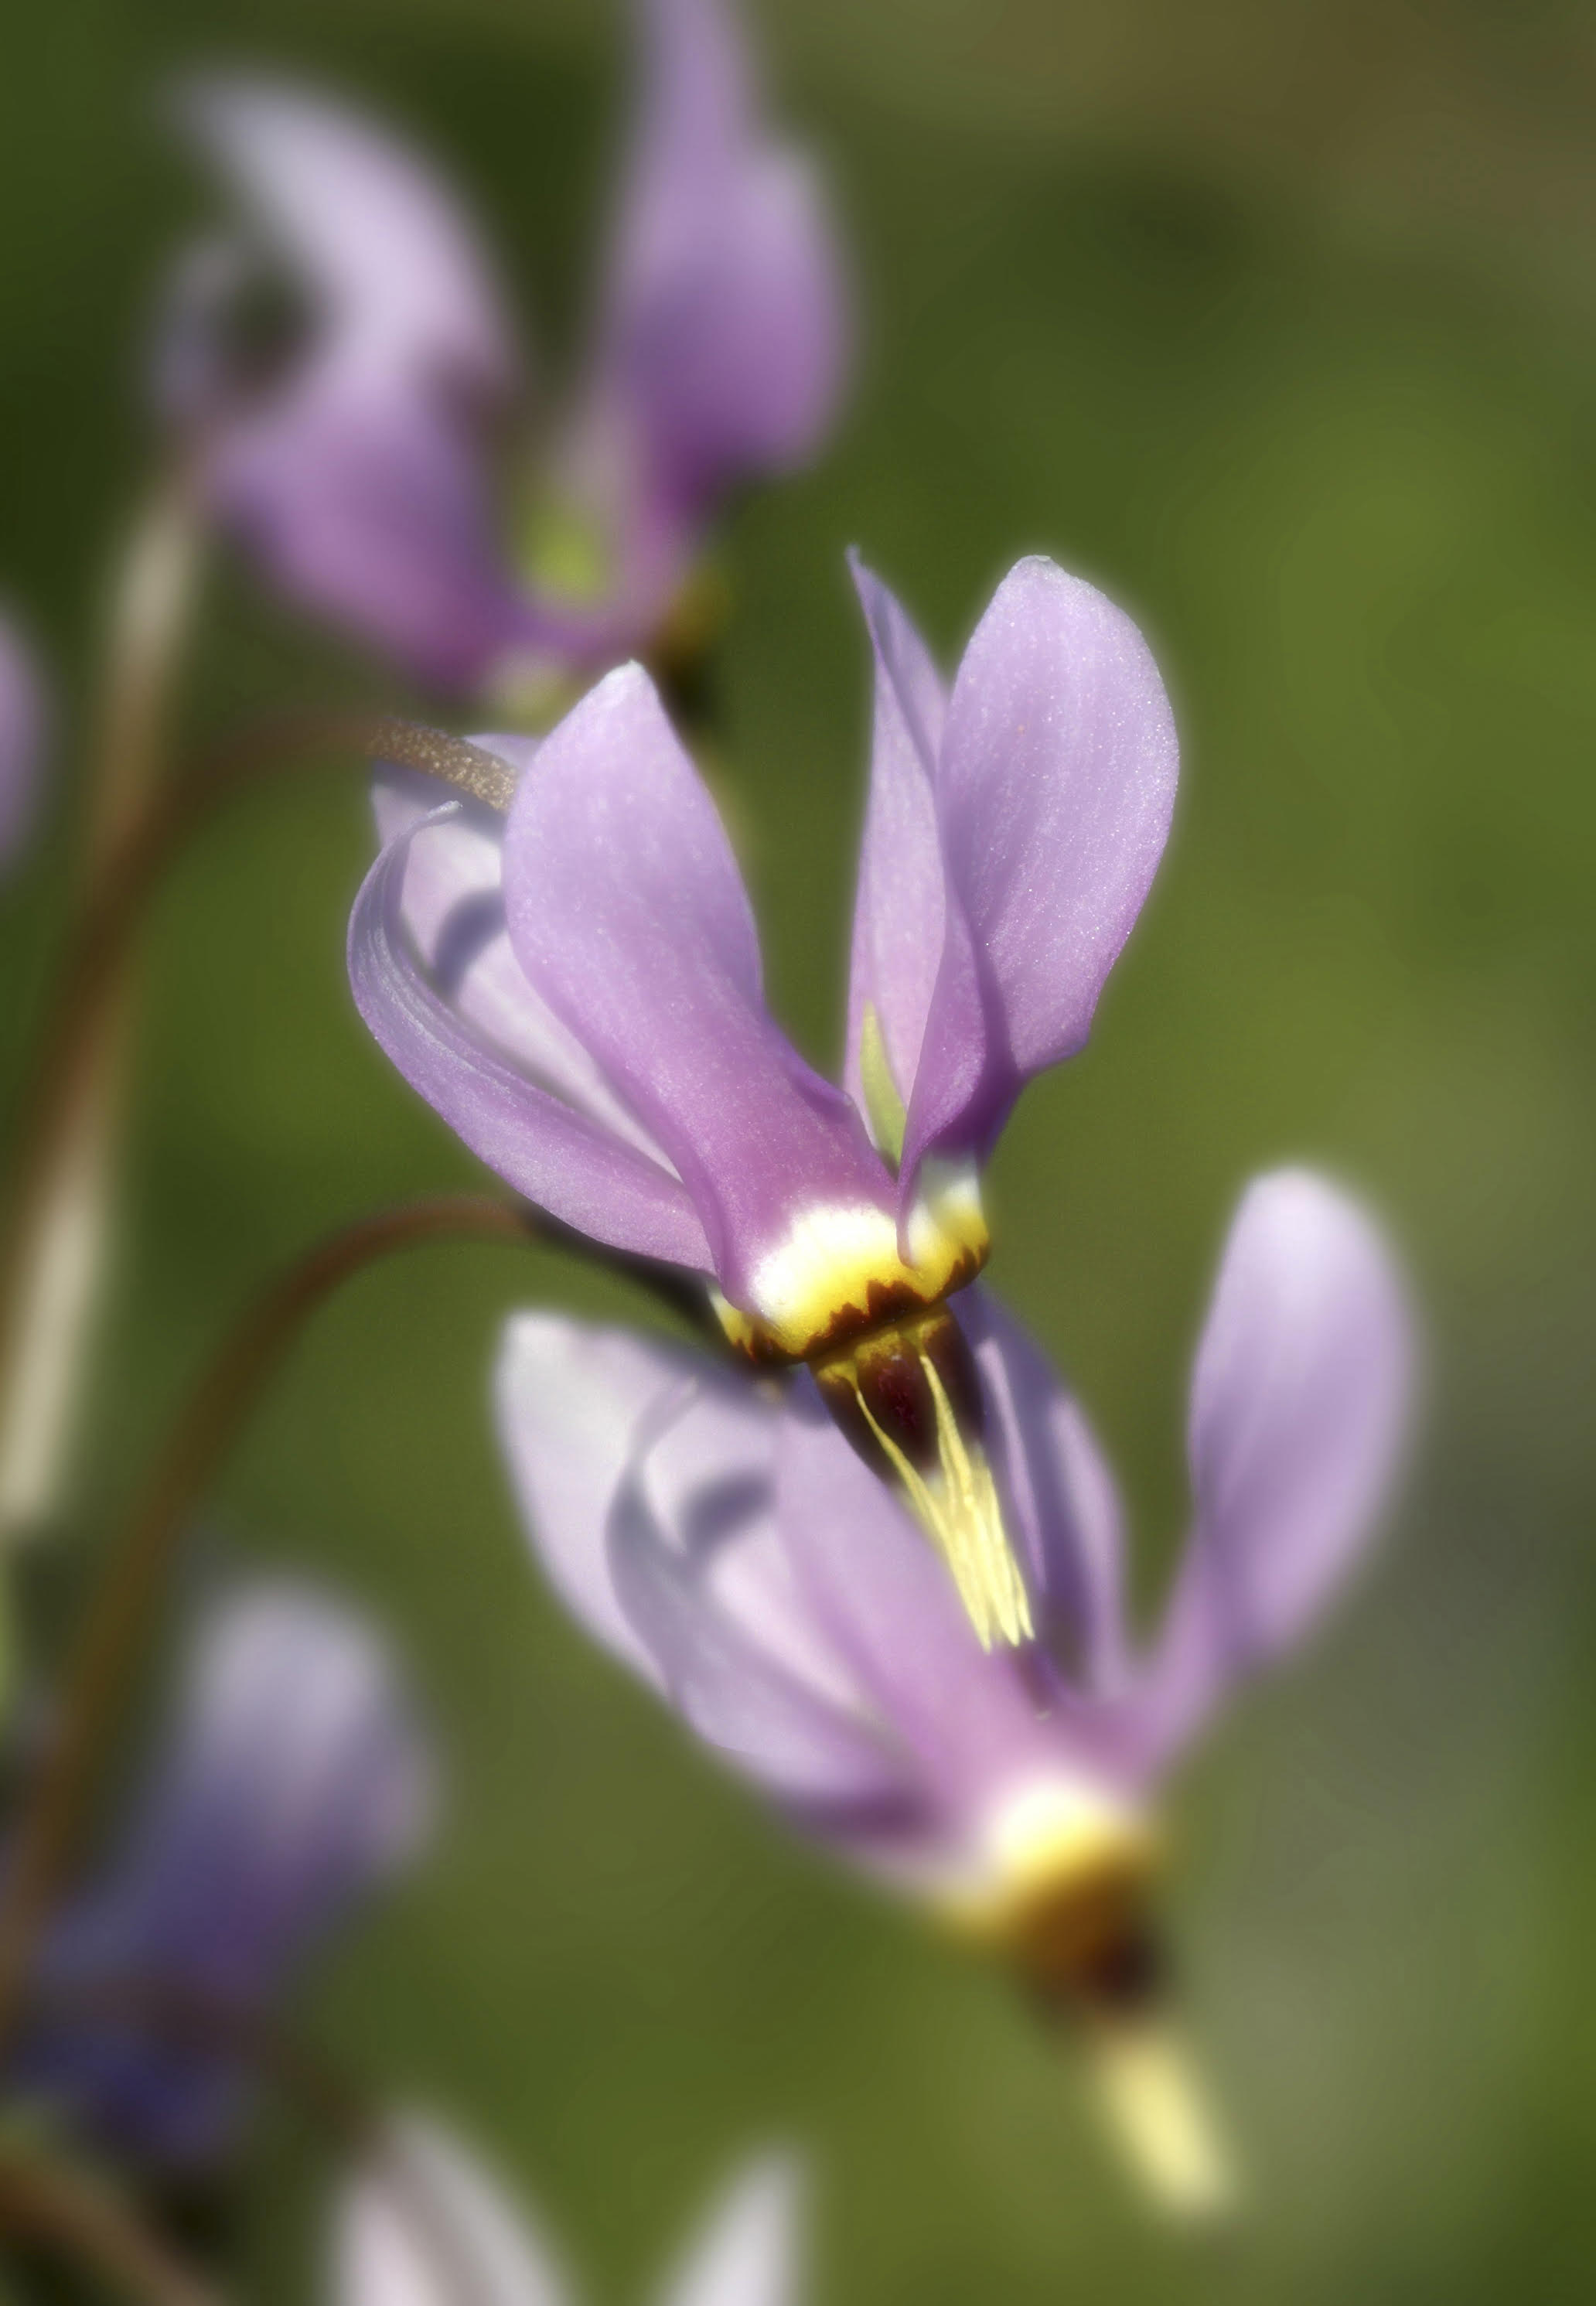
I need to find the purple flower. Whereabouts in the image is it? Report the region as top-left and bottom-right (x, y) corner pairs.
(494, 1170), (1412, 2205)
(0, 608), (46, 872)
(350, 554), (1178, 1646)
(337, 2119), (803, 2306)
(13, 1579), (435, 2165)
(162, 0), (847, 694)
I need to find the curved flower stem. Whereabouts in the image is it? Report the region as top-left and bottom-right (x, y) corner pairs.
(0, 2141), (224, 2306)
(0, 463), (206, 1543)
(0, 704), (514, 1550)
(0, 1196), (546, 2052)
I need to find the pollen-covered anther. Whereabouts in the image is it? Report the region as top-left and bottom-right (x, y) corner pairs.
(811, 1305), (1033, 1650)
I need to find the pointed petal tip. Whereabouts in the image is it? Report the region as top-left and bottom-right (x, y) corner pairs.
(653, 2141), (807, 2306)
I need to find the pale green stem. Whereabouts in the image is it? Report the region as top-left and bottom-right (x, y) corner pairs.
(0, 464), (205, 1544)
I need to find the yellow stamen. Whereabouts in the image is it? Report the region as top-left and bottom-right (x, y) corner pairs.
(848, 1348), (1033, 1651)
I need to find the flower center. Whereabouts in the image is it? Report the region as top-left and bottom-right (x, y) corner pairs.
(948, 1782), (1234, 2214)
(712, 1161), (991, 1365)
(951, 1779), (1163, 2004)
(709, 1170), (1035, 1646)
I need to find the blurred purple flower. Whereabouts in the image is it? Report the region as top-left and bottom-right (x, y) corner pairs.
(12, 1580), (434, 2165)
(494, 1168), (1411, 2190)
(162, 0), (848, 694)
(350, 554), (1177, 1646)
(0, 608), (46, 872)
(336, 2119), (801, 2306)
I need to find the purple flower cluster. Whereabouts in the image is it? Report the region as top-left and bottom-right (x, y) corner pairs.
(11, 1582), (433, 2166)
(0, 0), (1421, 2260)
(352, 554), (1179, 1647)
(162, 0), (847, 696)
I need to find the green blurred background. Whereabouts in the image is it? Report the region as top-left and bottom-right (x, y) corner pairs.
(3, 0), (1596, 2295)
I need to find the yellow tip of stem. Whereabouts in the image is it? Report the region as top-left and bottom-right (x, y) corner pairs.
(1086, 2018), (1240, 2222)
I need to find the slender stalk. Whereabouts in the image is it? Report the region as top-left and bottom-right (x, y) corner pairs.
(0, 2143), (224, 2306)
(0, 692), (515, 1549)
(0, 1196), (542, 2051)
(0, 464), (205, 1542)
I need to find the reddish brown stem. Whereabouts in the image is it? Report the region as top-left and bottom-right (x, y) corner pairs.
(0, 1196), (540, 2050)
(0, 2144), (224, 2306)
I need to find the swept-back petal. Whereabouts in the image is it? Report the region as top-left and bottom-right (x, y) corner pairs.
(650, 2150), (804, 2306)
(0, 608), (46, 870)
(213, 373), (533, 688)
(496, 1314), (891, 1779)
(502, 664), (893, 1315)
(902, 558), (1178, 1182)
(165, 77), (533, 688)
(169, 75), (515, 388)
(774, 1381), (1088, 1835)
(373, 755), (669, 1163)
(1135, 1170), (1414, 1769)
(29, 1582), (431, 2162)
(957, 1288), (1128, 1692)
(599, 0), (847, 520)
(842, 555), (948, 1134)
(336, 2113), (573, 2306)
(350, 803), (714, 1271)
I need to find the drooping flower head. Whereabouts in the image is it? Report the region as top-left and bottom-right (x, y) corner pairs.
(350, 554), (1178, 1647)
(494, 1171), (1413, 2208)
(0, 607), (46, 872)
(160, 0), (848, 697)
(11, 1579), (435, 2164)
(337, 2116), (803, 2306)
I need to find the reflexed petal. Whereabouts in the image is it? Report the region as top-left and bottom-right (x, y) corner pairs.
(350, 803), (714, 1271)
(496, 1313), (878, 1730)
(58, 1581), (433, 1984)
(958, 1288), (1127, 1692)
(213, 370), (531, 689)
(1137, 1170), (1414, 1766)
(337, 2113), (572, 2306)
(774, 1381), (1076, 1830)
(28, 1582), (431, 2161)
(842, 555), (949, 1133)
(650, 2149), (803, 2306)
(170, 76), (515, 388)
(503, 664), (892, 1309)
(0, 608), (45, 870)
(609, 1443), (910, 1818)
(373, 755), (670, 1163)
(902, 558), (1179, 1182)
(600, 0), (847, 520)
(167, 78), (532, 688)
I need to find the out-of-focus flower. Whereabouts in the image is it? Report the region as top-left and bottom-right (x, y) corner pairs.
(350, 554), (1177, 1647)
(336, 2117), (802, 2306)
(495, 1170), (1413, 2210)
(0, 608), (46, 872)
(10, 1579), (435, 2164)
(161, 0), (848, 696)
